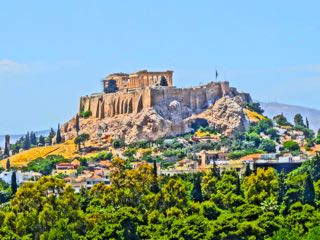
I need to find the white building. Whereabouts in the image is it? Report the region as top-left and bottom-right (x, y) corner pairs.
(0, 170), (42, 185)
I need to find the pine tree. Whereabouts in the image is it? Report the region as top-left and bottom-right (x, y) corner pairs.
(150, 159), (160, 193)
(6, 158), (10, 170)
(303, 174), (315, 205)
(306, 117), (310, 129)
(56, 124), (62, 144)
(11, 171), (17, 194)
(4, 135), (10, 157)
(191, 175), (203, 202)
(75, 114), (80, 136)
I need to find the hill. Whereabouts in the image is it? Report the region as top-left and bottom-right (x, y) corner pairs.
(0, 139), (98, 168)
(260, 102), (320, 131)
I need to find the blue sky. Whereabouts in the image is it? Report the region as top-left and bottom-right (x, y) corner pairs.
(0, 1), (319, 134)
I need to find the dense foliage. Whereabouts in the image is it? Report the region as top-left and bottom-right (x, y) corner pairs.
(1, 156), (320, 239)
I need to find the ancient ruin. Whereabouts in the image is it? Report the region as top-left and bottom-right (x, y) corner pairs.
(79, 70), (251, 120)
(61, 70), (253, 144)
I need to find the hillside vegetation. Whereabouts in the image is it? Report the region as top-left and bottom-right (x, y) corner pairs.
(0, 140), (80, 168)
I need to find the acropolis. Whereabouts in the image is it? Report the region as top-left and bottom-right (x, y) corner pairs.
(79, 70), (251, 119)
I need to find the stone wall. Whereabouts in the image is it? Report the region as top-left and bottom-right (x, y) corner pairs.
(79, 81), (246, 119)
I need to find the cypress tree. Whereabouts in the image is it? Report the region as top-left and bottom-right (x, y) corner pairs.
(150, 159), (160, 193)
(235, 174), (241, 195)
(306, 117), (310, 129)
(4, 135), (10, 156)
(303, 174), (315, 205)
(191, 175), (203, 202)
(211, 161), (221, 180)
(278, 170), (287, 204)
(56, 124), (62, 144)
(47, 128), (56, 145)
(6, 158), (10, 170)
(30, 131), (37, 146)
(75, 114), (80, 136)
(11, 171), (17, 194)
(22, 132), (31, 150)
(244, 163), (251, 177)
(38, 135), (45, 146)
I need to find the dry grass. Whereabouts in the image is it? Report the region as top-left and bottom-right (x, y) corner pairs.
(0, 139), (82, 168)
(243, 109), (266, 123)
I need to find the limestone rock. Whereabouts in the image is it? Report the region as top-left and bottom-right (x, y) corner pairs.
(63, 95), (251, 145)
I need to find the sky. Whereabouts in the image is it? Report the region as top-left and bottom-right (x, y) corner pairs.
(0, 0), (320, 134)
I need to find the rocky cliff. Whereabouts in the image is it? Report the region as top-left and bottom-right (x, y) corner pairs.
(63, 94), (252, 145)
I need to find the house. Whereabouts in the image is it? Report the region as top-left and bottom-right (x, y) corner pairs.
(0, 170), (42, 185)
(196, 150), (227, 168)
(86, 176), (110, 189)
(56, 163), (75, 170)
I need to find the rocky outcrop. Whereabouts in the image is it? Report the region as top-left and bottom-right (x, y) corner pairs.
(63, 95), (251, 145)
(187, 96), (250, 136)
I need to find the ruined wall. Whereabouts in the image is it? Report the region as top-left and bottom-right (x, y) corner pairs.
(79, 81), (244, 119)
(150, 81), (230, 111)
(80, 88), (153, 119)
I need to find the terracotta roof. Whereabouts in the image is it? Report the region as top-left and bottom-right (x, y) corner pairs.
(240, 153), (262, 161)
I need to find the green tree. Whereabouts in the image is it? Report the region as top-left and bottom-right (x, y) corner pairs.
(38, 135), (45, 146)
(247, 102), (264, 114)
(4, 135), (10, 156)
(150, 159), (160, 193)
(75, 113), (80, 136)
(260, 139), (276, 153)
(243, 168), (279, 205)
(6, 158), (10, 170)
(306, 117), (310, 129)
(283, 140), (300, 152)
(56, 124), (62, 144)
(30, 131), (37, 146)
(47, 128), (56, 145)
(294, 113), (305, 127)
(273, 114), (291, 126)
(191, 175), (203, 202)
(303, 174), (315, 205)
(11, 171), (17, 194)
(74, 133), (89, 151)
(22, 132), (31, 150)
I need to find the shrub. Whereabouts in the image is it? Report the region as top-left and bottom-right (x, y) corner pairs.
(247, 102), (264, 114)
(80, 110), (92, 119)
(283, 140), (300, 152)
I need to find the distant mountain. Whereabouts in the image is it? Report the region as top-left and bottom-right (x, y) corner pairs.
(260, 102), (320, 132)
(0, 130), (50, 148)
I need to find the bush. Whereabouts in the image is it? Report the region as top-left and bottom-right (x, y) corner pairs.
(283, 140), (300, 152)
(112, 139), (125, 149)
(227, 149), (264, 160)
(80, 110), (92, 119)
(259, 139), (276, 153)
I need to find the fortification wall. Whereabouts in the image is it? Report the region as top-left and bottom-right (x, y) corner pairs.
(150, 81), (230, 111)
(80, 88), (153, 119)
(79, 81), (242, 119)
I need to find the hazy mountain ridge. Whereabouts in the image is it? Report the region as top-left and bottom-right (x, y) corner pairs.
(260, 102), (320, 131)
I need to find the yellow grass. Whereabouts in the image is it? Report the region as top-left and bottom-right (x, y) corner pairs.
(244, 109), (266, 123)
(0, 139), (96, 168)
